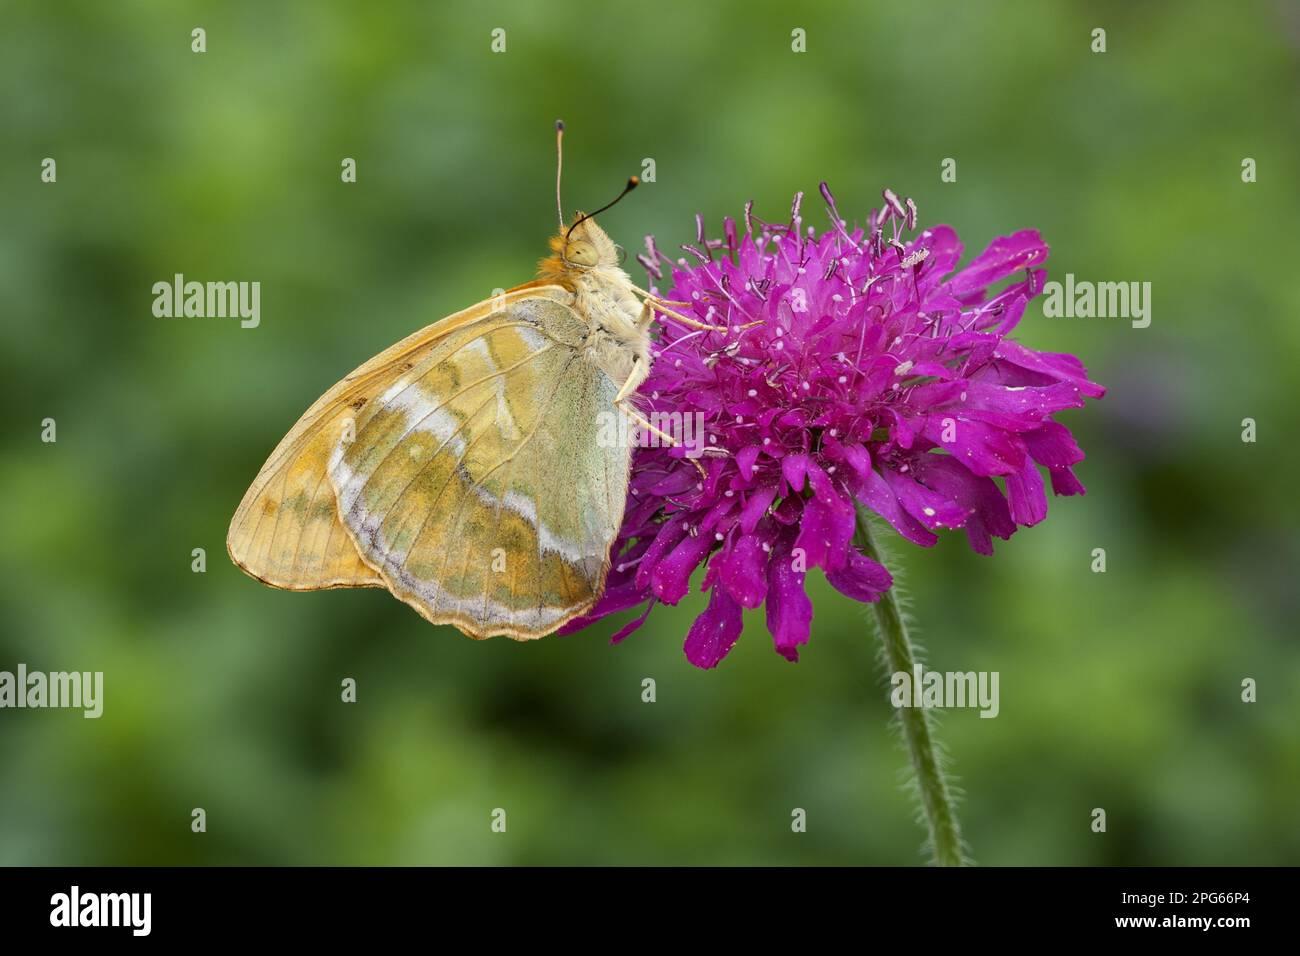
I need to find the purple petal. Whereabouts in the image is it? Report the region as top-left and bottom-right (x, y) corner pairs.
(1048, 466), (1086, 496)
(715, 532), (770, 608)
(913, 455), (1015, 555)
(857, 467), (938, 547)
(793, 465), (855, 570)
(736, 444), (762, 480)
(826, 549), (893, 602)
(649, 528), (715, 604)
(1024, 421), (1085, 468)
(782, 452), (810, 492)
(610, 600), (657, 644)
(841, 443), (871, 477)
(881, 467), (972, 531)
(994, 340), (1106, 399)
(921, 415), (1025, 477)
(740, 484), (778, 534)
(634, 517), (689, 590)
(766, 536), (813, 662)
(683, 586), (744, 669)
(958, 380), (1087, 429)
(913, 225), (964, 288)
(557, 570), (649, 635)
(1004, 456), (1048, 526)
(578, 194), (1103, 667)
(946, 230), (1049, 298)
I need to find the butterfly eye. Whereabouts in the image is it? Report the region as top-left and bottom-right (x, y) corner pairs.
(566, 239), (599, 266)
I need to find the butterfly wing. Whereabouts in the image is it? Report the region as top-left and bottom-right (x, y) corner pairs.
(227, 286), (569, 591)
(328, 295), (631, 639)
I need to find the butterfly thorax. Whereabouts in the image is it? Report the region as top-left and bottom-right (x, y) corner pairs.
(539, 216), (652, 396)
(571, 267), (650, 392)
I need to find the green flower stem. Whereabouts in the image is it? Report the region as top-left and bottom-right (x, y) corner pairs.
(854, 504), (965, 866)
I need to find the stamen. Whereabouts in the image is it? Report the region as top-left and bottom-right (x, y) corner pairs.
(818, 181), (854, 244)
(882, 187), (905, 219)
(639, 236), (666, 280)
(900, 247), (930, 270)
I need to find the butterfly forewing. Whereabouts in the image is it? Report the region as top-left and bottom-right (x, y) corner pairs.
(328, 294), (631, 639)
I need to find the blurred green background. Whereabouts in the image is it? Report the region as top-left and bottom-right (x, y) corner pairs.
(2, 0), (1297, 866)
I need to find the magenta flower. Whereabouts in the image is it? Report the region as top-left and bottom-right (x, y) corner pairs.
(563, 185), (1105, 668)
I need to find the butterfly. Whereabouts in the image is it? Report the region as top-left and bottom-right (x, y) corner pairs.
(227, 121), (731, 640)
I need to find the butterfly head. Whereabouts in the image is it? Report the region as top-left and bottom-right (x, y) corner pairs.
(540, 176), (638, 282)
(540, 123), (637, 283)
(555, 214), (619, 268)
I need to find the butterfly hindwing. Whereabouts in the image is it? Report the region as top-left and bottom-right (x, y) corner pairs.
(226, 286), (565, 591)
(328, 294), (631, 639)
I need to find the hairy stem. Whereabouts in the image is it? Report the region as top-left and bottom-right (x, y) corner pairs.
(855, 504), (966, 866)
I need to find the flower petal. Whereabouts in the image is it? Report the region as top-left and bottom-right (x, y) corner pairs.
(994, 339), (1106, 399)
(794, 465), (856, 570)
(649, 528), (715, 604)
(881, 468), (972, 531)
(946, 230), (1049, 298)
(634, 517), (688, 590)
(766, 535), (813, 662)
(921, 415), (1025, 477)
(825, 549), (892, 602)
(1048, 466), (1086, 496)
(857, 467), (938, 547)
(683, 585), (744, 669)
(912, 455), (1015, 555)
(610, 599), (657, 644)
(716, 531), (770, 608)
(1024, 421), (1085, 468)
(739, 484), (778, 534)
(1004, 456), (1048, 526)
(782, 452), (810, 492)
(736, 443), (762, 480)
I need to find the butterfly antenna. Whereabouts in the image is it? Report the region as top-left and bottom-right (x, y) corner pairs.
(566, 176), (640, 239)
(555, 119), (565, 229)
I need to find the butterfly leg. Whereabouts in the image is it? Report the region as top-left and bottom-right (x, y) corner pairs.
(655, 300), (763, 333)
(630, 284), (762, 333)
(618, 404), (674, 448)
(613, 360), (707, 477)
(652, 301), (727, 333)
(627, 283), (692, 307)
(634, 299), (657, 335)
(616, 400), (708, 479)
(614, 350), (650, 404)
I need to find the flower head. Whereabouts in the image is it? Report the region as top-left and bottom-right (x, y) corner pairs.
(563, 185), (1105, 667)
